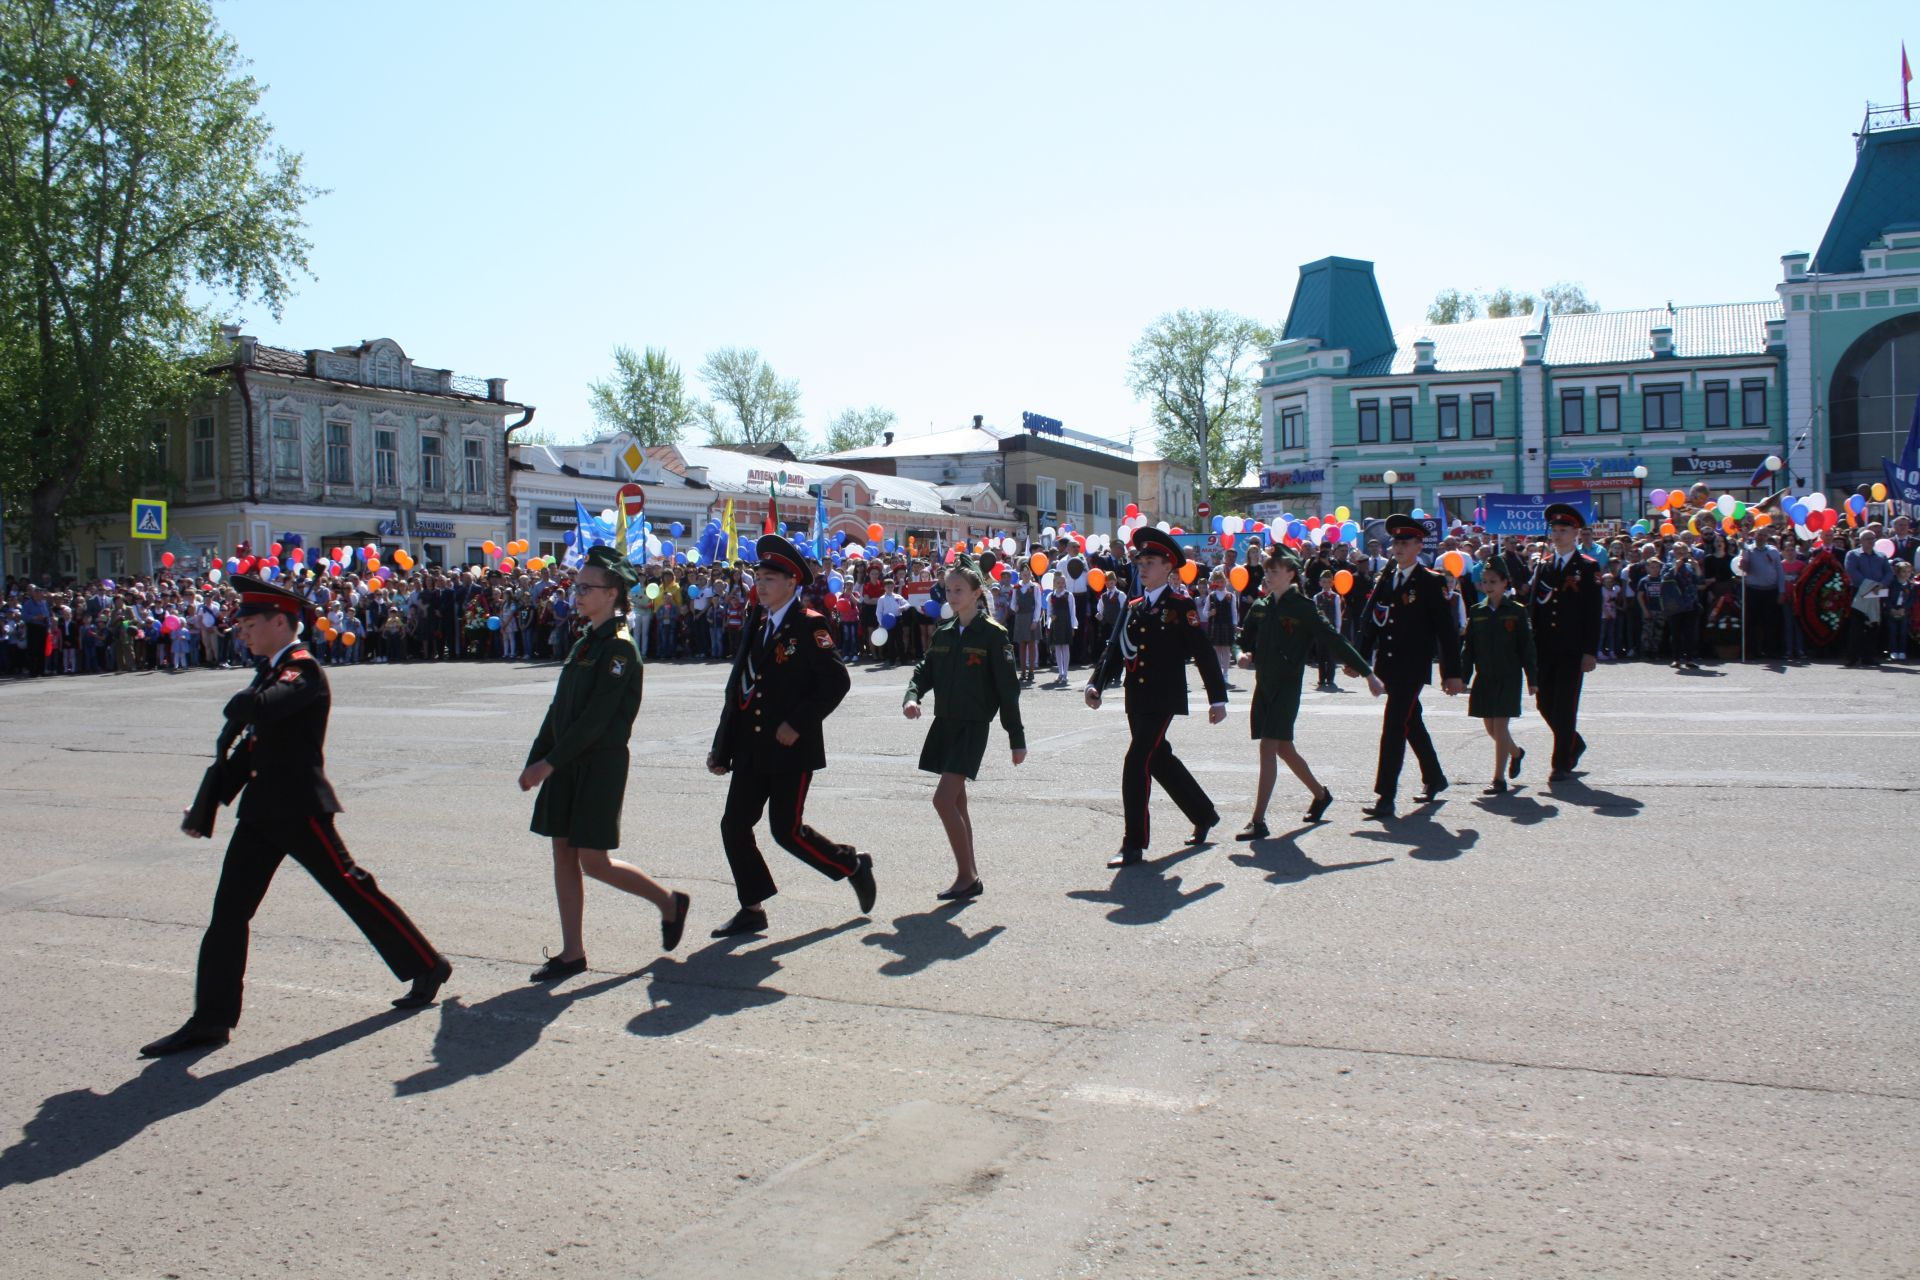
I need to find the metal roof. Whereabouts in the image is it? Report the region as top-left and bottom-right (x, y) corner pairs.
(1815, 122), (1920, 272)
(1349, 314), (1537, 376)
(1281, 257), (1395, 369)
(1542, 301), (1779, 366)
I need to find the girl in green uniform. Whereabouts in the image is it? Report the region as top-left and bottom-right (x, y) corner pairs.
(1233, 548), (1383, 837)
(902, 558), (1027, 900)
(517, 546), (689, 981)
(1459, 558), (1537, 795)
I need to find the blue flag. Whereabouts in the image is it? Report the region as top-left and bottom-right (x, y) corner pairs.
(1883, 389), (1920, 506)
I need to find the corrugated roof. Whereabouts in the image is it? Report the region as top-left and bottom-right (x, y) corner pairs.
(1815, 124), (1920, 272)
(816, 423), (1013, 461)
(1543, 301), (1779, 366)
(1350, 314), (1537, 376)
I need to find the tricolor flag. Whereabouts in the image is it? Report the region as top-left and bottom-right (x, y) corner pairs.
(764, 479), (778, 536)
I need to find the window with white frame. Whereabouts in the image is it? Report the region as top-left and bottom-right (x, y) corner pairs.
(325, 421), (352, 485)
(1117, 490), (1132, 516)
(463, 437), (486, 493)
(1064, 480), (1084, 520)
(190, 415), (216, 481)
(374, 429), (398, 487)
(271, 416), (300, 479)
(1035, 475), (1057, 516)
(420, 434), (444, 490)
(1092, 485), (1109, 521)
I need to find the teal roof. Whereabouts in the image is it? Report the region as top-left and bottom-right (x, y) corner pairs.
(1815, 124), (1920, 271)
(1281, 257), (1394, 369)
(1350, 315), (1535, 376)
(1543, 301), (1779, 366)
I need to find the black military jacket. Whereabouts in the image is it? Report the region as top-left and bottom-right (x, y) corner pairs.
(709, 602), (849, 774)
(1356, 563), (1463, 688)
(1089, 585), (1228, 717)
(1527, 550), (1603, 659)
(221, 643), (343, 821)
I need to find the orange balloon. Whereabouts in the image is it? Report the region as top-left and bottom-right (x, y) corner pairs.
(1177, 560), (1199, 585)
(340, 632), (356, 647)
(1333, 569), (1355, 595)
(1753, 512), (1772, 528)
(1087, 568), (1107, 593)
(499, 556), (516, 571)
(1229, 565), (1249, 592)
(1722, 516), (1738, 534)
(1029, 552), (1049, 575)
(1440, 550), (1467, 577)
(1667, 490), (1686, 510)
(867, 523), (884, 542)
(1659, 521), (1676, 536)
(482, 540), (498, 556)
(527, 557), (546, 572)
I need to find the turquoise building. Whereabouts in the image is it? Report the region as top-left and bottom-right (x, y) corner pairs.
(1256, 109), (1920, 528)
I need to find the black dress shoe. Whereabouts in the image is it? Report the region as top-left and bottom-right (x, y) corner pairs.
(1483, 778), (1508, 796)
(1305, 787), (1335, 824)
(1412, 780), (1449, 804)
(1507, 747), (1526, 779)
(709, 908), (768, 938)
(850, 854), (877, 915)
(393, 956), (453, 1008)
(1107, 846), (1144, 868)
(1188, 813), (1220, 845)
(1548, 768), (1573, 782)
(529, 954), (588, 982)
(661, 891), (691, 952)
(1361, 798), (1396, 821)
(1233, 820), (1269, 841)
(139, 1020), (229, 1057)
(935, 879), (983, 901)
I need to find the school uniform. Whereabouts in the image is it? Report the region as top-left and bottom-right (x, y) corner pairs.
(1528, 548), (1602, 772)
(528, 615), (644, 850)
(1237, 588), (1370, 741)
(1356, 560), (1463, 803)
(1461, 598), (1537, 720)
(903, 613), (1025, 780)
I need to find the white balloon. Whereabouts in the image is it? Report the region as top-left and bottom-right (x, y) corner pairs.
(1042, 526), (1057, 540)
(1225, 516), (1244, 534)
(941, 602), (955, 618)
(1716, 495), (1736, 517)
(1002, 537), (1018, 554)
(685, 549), (701, 565)
(1156, 521), (1171, 532)
(871, 627), (890, 647)
(1795, 523), (1815, 540)
(1117, 525), (1134, 545)
(645, 535), (662, 556)
(1041, 572), (1055, 591)
(600, 509), (615, 523)
(1804, 493), (1827, 512)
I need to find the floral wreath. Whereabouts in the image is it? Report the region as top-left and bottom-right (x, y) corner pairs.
(1791, 550), (1849, 649)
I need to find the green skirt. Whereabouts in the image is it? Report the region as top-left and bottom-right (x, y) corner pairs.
(1467, 674), (1523, 720)
(918, 717), (990, 780)
(530, 747), (630, 850)
(1248, 667), (1307, 741)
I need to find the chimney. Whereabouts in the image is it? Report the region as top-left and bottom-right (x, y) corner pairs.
(882, 431), (895, 446)
(487, 377), (508, 402)
(1412, 338), (1436, 372)
(972, 414), (983, 429)
(1649, 325), (1674, 358)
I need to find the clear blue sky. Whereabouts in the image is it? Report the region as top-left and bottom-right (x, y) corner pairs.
(213, 0), (1917, 450)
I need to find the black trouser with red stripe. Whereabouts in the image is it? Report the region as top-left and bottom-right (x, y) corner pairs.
(720, 768), (860, 907)
(1534, 651), (1588, 772)
(1373, 683), (1445, 799)
(1122, 710), (1217, 851)
(194, 815), (442, 1028)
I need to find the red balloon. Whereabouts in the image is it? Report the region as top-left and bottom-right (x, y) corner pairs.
(289, 547), (305, 563)
(238, 557), (255, 573)
(1220, 533), (1235, 549)
(1124, 503), (1140, 519)
(1170, 527), (1183, 536)
(270, 542), (282, 557)
(1306, 516), (1322, 530)
(160, 552), (175, 567)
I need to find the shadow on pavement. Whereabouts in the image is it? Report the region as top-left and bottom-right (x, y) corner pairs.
(1544, 776), (1645, 817)
(862, 905), (1006, 976)
(1229, 826), (1395, 883)
(393, 971), (643, 1096)
(1351, 808), (1481, 861)
(627, 921), (864, 1037)
(0, 1008), (411, 1187)
(1470, 791), (1560, 825)
(1066, 845), (1223, 924)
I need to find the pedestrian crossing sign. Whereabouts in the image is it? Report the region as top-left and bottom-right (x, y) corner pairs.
(131, 499), (168, 540)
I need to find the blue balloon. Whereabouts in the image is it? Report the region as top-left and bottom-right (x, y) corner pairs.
(1786, 500), (1808, 524)
(659, 539), (675, 557)
(883, 538), (896, 552)
(1341, 524), (1361, 544)
(882, 613), (898, 628)
(1211, 515), (1224, 534)
(740, 542), (758, 562)
(225, 558), (239, 573)
(674, 552), (687, 565)
(778, 522), (788, 534)
(687, 584), (701, 598)
(487, 616), (502, 631)
(922, 599), (942, 618)
(1409, 507), (1427, 519)
(827, 574), (844, 592)
(670, 521), (684, 537)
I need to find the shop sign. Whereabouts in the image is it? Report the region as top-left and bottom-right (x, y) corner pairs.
(1671, 452), (1769, 477)
(532, 508), (577, 530)
(1356, 472), (1416, 484)
(1260, 467), (1326, 487)
(378, 518), (456, 538)
(1441, 468), (1495, 482)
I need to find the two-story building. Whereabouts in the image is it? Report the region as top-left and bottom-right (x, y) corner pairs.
(58, 331), (529, 578)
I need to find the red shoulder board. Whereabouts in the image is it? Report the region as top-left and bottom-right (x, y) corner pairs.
(815, 629), (836, 649)
(801, 606), (826, 620)
(286, 648), (312, 663)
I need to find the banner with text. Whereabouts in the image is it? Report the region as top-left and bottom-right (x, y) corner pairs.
(1482, 491), (1592, 535)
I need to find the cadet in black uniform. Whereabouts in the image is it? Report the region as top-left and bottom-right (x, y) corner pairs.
(143, 578), (450, 1057)
(706, 535), (876, 936)
(1355, 515), (1464, 820)
(902, 555), (1026, 900)
(518, 546), (689, 982)
(1085, 528), (1229, 867)
(1527, 503), (1603, 781)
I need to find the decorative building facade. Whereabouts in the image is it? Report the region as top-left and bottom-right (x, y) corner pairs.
(1255, 111), (1920, 527)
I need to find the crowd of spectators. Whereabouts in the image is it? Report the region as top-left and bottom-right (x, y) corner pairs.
(5, 506), (1917, 680)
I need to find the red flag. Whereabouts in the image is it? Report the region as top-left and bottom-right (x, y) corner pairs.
(1905, 42), (1913, 121)
(763, 479), (777, 535)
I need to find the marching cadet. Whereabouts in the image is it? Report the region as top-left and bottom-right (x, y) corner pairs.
(1459, 558), (1538, 795)
(1233, 547), (1383, 838)
(1355, 515), (1465, 821)
(1084, 527), (1229, 868)
(706, 534), (876, 937)
(902, 555), (1027, 900)
(144, 577), (451, 1057)
(518, 546), (689, 983)
(1527, 503), (1602, 781)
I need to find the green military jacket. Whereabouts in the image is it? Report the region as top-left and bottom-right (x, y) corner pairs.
(527, 615), (644, 771)
(1460, 597), (1538, 696)
(1236, 587), (1370, 675)
(903, 611), (1026, 750)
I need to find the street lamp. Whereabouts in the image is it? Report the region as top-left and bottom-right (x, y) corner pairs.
(1383, 469), (1399, 513)
(1633, 464), (1649, 525)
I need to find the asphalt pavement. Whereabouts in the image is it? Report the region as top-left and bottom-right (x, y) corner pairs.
(0, 650), (1914, 1279)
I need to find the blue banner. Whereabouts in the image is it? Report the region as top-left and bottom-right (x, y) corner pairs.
(1883, 391), (1920, 506)
(1482, 491), (1592, 535)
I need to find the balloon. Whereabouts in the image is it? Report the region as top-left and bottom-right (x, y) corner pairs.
(1229, 566), (1249, 592)
(1225, 516), (1245, 535)
(1804, 493), (1827, 512)
(1631, 522), (1649, 536)
(1334, 505), (1351, 522)
(376, 566), (391, 580)
(289, 548), (305, 563)
(1717, 494), (1736, 517)
(870, 627), (890, 647)
(1723, 516), (1739, 534)
(827, 574), (844, 592)
(270, 542), (283, 557)
(1001, 536), (1018, 554)
(685, 549), (702, 565)
(1877, 538), (1897, 557)
(1441, 550), (1467, 576)
(1220, 533), (1235, 549)
(1668, 490), (1686, 510)
(1659, 521), (1676, 536)
(1087, 568), (1107, 593)
(1029, 553), (1049, 575)
(1306, 516), (1321, 531)
(1847, 494), (1867, 515)
(208, 568), (222, 583)
(160, 552), (175, 568)
(1177, 561), (1199, 585)
(1410, 508), (1427, 520)
(1341, 523), (1361, 545)
(1732, 502), (1748, 521)
(499, 557), (515, 572)
(1871, 482), (1889, 502)
(867, 523), (884, 542)
(483, 540), (498, 556)
(644, 582), (661, 599)
(1333, 569), (1355, 595)
(487, 616), (502, 631)
(989, 561), (1006, 581)
(162, 614), (180, 633)
(669, 522), (684, 538)
(340, 632), (357, 647)
(1648, 489), (1669, 509)
(1124, 503), (1139, 519)
(1753, 513), (1772, 528)
(365, 556), (379, 572)
(922, 599), (942, 619)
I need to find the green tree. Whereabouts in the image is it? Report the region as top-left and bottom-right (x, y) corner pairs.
(695, 347), (806, 447)
(587, 344), (694, 445)
(1539, 281), (1600, 315)
(0, 0), (312, 577)
(1484, 288), (1536, 319)
(820, 405), (896, 455)
(1425, 288), (1480, 324)
(1126, 309), (1274, 510)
